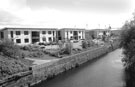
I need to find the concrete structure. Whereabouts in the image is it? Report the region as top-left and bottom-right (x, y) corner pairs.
(0, 27), (57, 45)
(85, 30), (96, 40)
(85, 29), (111, 39)
(57, 28), (85, 41)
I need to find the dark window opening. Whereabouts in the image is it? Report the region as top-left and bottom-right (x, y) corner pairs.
(74, 31), (78, 40)
(42, 31), (46, 34)
(31, 31), (40, 44)
(10, 31), (13, 38)
(24, 39), (29, 43)
(16, 39), (21, 43)
(70, 36), (73, 39)
(32, 31), (40, 37)
(48, 31), (51, 34)
(53, 31), (55, 36)
(42, 37), (46, 41)
(24, 31), (29, 35)
(48, 37), (52, 41)
(16, 31), (20, 35)
(1, 32), (4, 39)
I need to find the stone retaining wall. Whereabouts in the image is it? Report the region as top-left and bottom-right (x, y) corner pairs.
(0, 42), (119, 87)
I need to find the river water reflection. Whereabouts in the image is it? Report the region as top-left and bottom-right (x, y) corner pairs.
(32, 49), (134, 87)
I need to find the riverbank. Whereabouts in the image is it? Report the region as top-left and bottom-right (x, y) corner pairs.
(0, 42), (119, 87)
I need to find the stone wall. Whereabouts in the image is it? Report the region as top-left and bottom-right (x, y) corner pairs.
(0, 42), (119, 87)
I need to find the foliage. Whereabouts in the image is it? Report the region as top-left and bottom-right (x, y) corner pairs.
(120, 26), (135, 70)
(64, 41), (72, 54)
(0, 39), (23, 59)
(0, 56), (30, 80)
(82, 40), (88, 49)
(21, 45), (39, 51)
(28, 51), (44, 58)
(120, 10), (135, 72)
(87, 40), (95, 47)
(58, 40), (64, 50)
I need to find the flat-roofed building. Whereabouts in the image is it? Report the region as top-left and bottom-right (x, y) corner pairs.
(57, 28), (85, 41)
(0, 27), (57, 45)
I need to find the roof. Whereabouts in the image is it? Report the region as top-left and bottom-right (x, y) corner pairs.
(1, 27), (58, 31)
(60, 28), (85, 30)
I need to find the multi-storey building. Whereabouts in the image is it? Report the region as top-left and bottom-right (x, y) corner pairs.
(85, 29), (111, 40)
(0, 27), (57, 45)
(57, 28), (85, 41)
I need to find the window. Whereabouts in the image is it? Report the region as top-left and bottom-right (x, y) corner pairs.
(70, 31), (72, 34)
(42, 37), (46, 41)
(16, 39), (21, 43)
(1, 32), (4, 39)
(24, 39), (29, 43)
(24, 31), (28, 35)
(48, 31), (51, 34)
(70, 36), (73, 39)
(48, 37), (52, 41)
(10, 31), (13, 38)
(16, 31), (20, 35)
(42, 31), (46, 34)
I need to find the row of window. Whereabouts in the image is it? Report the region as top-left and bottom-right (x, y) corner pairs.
(16, 37), (53, 43)
(15, 31), (29, 35)
(66, 31), (82, 34)
(11, 31), (54, 36)
(70, 36), (81, 39)
(16, 38), (29, 43)
(42, 31), (53, 34)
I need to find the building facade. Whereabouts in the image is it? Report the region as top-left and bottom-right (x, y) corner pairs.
(0, 27), (57, 45)
(57, 28), (85, 41)
(85, 29), (111, 40)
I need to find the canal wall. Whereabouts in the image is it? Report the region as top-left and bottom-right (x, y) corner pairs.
(0, 42), (119, 87)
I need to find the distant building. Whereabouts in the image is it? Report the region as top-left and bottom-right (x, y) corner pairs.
(0, 27), (57, 45)
(85, 29), (111, 39)
(85, 30), (96, 40)
(111, 29), (121, 36)
(57, 28), (85, 41)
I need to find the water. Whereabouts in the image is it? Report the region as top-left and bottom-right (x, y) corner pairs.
(33, 49), (127, 87)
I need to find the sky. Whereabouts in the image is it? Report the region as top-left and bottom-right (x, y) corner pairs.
(0, 0), (135, 29)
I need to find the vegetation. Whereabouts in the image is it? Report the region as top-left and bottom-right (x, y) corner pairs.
(0, 39), (23, 59)
(0, 40), (32, 80)
(64, 41), (72, 54)
(120, 26), (135, 71)
(120, 11), (135, 72)
(82, 40), (88, 49)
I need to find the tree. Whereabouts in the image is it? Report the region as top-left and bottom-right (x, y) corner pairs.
(120, 11), (135, 71)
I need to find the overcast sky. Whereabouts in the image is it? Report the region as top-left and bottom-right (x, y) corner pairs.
(0, 0), (134, 29)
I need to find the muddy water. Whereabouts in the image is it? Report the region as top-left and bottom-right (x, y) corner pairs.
(33, 49), (127, 87)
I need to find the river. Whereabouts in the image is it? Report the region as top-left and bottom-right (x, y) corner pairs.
(32, 49), (127, 87)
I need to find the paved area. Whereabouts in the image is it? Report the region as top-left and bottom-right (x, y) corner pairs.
(26, 58), (58, 66)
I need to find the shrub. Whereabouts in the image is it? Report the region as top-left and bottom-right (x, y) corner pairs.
(22, 45), (40, 52)
(64, 41), (72, 55)
(28, 51), (44, 58)
(49, 50), (62, 58)
(0, 39), (23, 59)
(82, 40), (88, 49)
(87, 40), (94, 47)
(0, 56), (29, 80)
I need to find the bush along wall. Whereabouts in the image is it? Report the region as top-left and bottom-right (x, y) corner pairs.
(0, 42), (119, 87)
